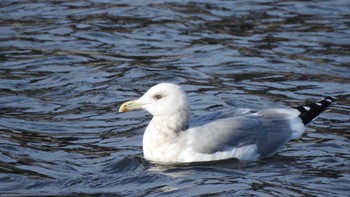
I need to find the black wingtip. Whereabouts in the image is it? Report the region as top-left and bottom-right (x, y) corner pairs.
(293, 96), (336, 125)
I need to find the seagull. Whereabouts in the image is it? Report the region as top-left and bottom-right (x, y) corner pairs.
(119, 83), (335, 164)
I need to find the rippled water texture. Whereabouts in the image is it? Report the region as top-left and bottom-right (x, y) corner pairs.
(1, 0), (350, 196)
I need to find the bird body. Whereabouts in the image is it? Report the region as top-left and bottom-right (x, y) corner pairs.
(119, 83), (335, 164)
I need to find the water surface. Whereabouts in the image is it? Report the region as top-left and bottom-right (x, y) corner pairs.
(0, 0), (349, 196)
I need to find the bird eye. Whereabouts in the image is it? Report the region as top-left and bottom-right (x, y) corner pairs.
(154, 94), (162, 100)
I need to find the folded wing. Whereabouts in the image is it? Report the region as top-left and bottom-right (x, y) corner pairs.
(189, 108), (304, 159)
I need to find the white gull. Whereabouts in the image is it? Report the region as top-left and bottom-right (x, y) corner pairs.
(119, 83), (335, 164)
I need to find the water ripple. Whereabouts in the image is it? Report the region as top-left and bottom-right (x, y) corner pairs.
(0, 0), (349, 196)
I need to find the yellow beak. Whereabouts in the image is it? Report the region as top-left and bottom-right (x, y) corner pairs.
(118, 100), (143, 112)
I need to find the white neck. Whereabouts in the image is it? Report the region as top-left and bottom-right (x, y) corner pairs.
(154, 114), (188, 132)
(142, 112), (189, 162)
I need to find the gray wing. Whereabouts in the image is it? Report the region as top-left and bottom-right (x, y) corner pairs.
(189, 108), (252, 127)
(189, 108), (304, 158)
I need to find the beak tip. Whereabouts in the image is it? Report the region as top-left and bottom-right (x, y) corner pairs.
(119, 100), (140, 113)
(119, 108), (128, 113)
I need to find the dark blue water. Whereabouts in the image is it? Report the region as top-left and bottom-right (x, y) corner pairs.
(0, 0), (349, 196)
